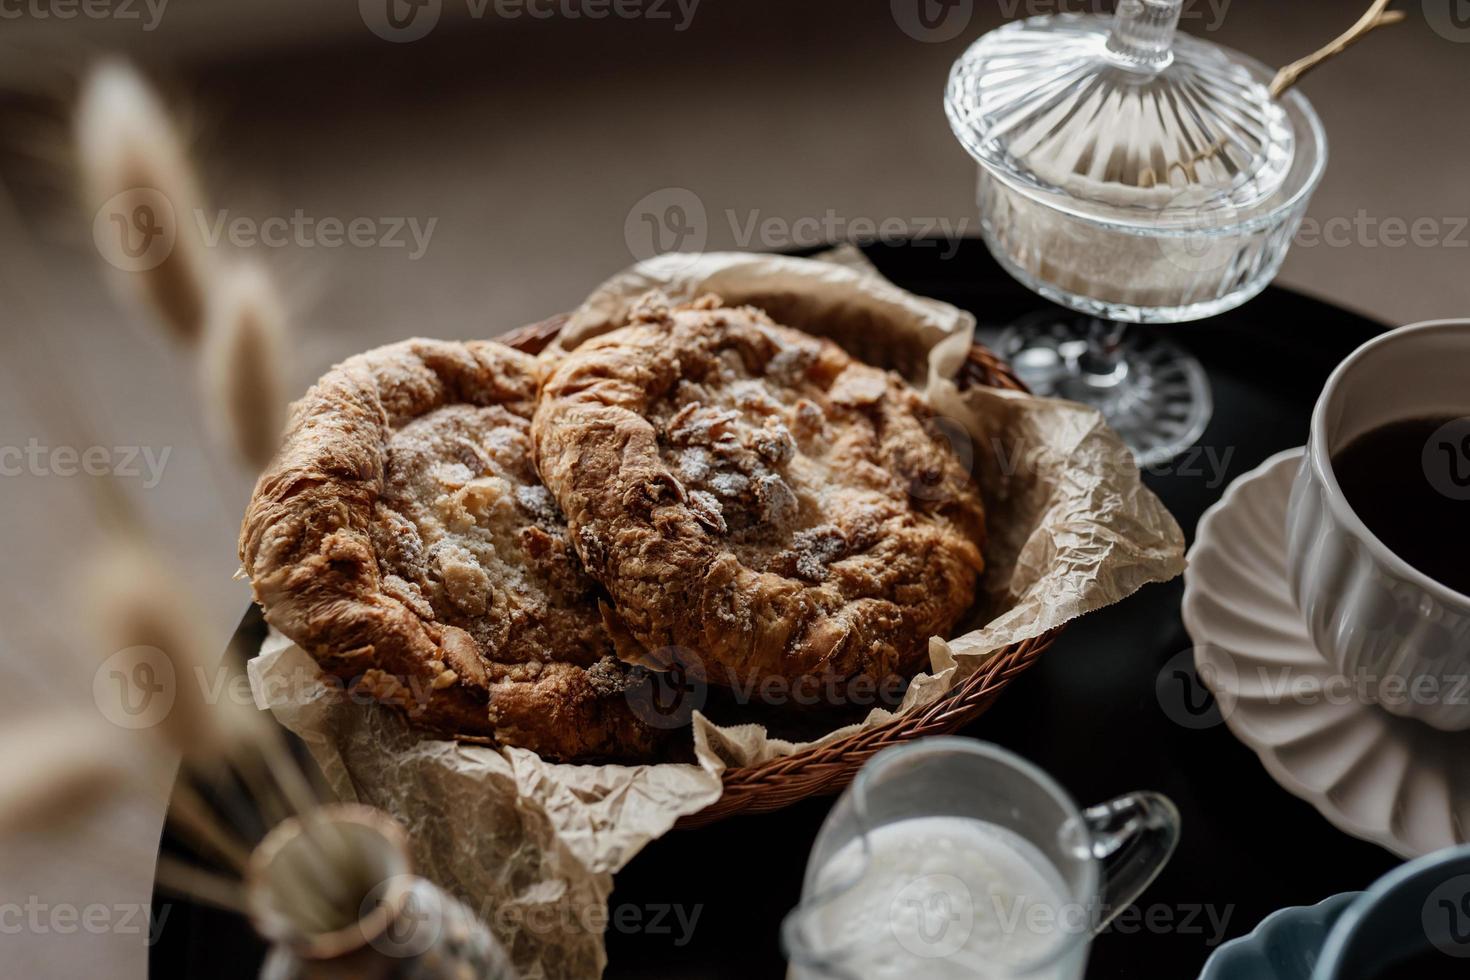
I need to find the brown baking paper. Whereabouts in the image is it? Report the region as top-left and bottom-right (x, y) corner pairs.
(248, 248), (1185, 979)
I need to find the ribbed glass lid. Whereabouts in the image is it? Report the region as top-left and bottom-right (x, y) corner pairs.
(946, 0), (1296, 221)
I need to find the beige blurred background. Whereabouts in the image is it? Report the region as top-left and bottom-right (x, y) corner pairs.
(0, 0), (1466, 975)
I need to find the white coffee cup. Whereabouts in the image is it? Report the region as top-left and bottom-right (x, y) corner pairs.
(1285, 319), (1470, 731)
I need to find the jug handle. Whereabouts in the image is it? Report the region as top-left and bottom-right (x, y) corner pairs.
(1074, 791), (1182, 933)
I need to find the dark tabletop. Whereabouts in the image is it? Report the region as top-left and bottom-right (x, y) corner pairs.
(151, 237), (1397, 979)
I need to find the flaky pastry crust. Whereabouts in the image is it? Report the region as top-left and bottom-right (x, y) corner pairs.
(532, 294), (986, 690)
(239, 338), (665, 761)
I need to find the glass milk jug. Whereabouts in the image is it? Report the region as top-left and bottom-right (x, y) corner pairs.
(782, 739), (1180, 979)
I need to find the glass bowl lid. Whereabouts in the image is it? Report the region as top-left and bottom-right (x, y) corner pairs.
(945, 0), (1307, 228)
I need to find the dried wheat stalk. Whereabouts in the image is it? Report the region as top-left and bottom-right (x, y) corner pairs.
(88, 535), (241, 764)
(74, 61), (293, 473)
(87, 534), (369, 912)
(200, 260), (289, 471)
(0, 712), (128, 838)
(64, 61), (398, 950)
(167, 781), (254, 874)
(74, 60), (216, 344)
(155, 854), (247, 914)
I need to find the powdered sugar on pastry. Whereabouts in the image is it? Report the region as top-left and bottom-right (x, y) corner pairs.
(240, 338), (664, 761)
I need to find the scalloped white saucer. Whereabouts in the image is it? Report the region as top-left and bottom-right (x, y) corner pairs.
(1182, 448), (1470, 859)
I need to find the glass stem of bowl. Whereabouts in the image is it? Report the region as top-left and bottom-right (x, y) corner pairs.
(1104, 0), (1183, 71)
(1068, 320), (1130, 389)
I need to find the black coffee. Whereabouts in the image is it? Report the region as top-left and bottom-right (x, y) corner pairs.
(1363, 945), (1466, 980)
(1330, 415), (1470, 597)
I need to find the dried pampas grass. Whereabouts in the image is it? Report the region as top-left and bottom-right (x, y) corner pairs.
(58, 59), (409, 952)
(0, 711), (251, 914)
(200, 260), (289, 471)
(82, 536), (360, 906)
(0, 712), (128, 838)
(87, 534), (255, 765)
(86, 533), (335, 825)
(74, 60), (216, 344)
(155, 854), (247, 914)
(73, 58), (295, 475)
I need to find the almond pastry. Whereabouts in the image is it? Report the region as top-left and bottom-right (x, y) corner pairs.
(240, 339), (666, 761)
(532, 294), (986, 690)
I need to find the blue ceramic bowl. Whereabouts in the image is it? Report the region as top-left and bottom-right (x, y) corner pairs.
(1313, 844), (1470, 979)
(1200, 894), (1360, 980)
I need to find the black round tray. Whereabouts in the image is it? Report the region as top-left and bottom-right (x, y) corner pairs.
(150, 237), (1396, 979)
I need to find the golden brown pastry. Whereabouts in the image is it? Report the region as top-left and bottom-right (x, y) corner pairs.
(239, 338), (666, 761)
(532, 293), (986, 691)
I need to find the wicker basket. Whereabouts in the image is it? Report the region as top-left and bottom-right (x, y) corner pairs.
(500, 314), (1062, 829)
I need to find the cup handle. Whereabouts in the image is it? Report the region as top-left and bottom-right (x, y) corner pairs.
(1077, 791), (1181, 933)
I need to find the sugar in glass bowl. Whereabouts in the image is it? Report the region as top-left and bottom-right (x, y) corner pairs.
(945, 0), (1327, 464)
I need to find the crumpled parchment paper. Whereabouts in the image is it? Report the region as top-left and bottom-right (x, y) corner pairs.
(248, 248), (1186, 979)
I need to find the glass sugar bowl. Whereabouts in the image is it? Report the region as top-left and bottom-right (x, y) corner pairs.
(945, 0), (1327, 465)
